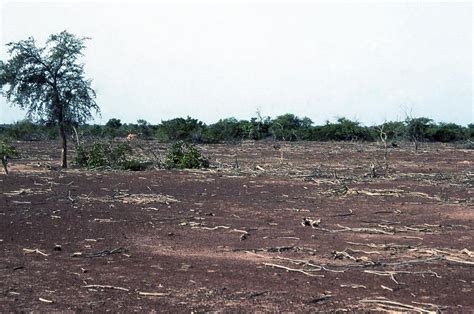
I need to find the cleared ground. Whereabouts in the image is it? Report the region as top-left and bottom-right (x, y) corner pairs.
(1, 140), (473, 311)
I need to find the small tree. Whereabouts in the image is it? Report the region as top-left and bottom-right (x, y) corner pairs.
(405, 117), (433, 150)
(0, 31), (99, 168)
(105, 118), (122, 129)
(0, 141), (17, 174)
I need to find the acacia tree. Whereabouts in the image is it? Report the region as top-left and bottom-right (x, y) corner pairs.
(0, 31), (99, 168)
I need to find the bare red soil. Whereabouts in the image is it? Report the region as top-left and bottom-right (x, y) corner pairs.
(1, 141), (473, 311)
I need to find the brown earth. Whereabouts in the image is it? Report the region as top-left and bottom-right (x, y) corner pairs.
(1, 140), (473, 312)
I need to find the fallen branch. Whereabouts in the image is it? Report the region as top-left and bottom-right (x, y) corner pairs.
(364, 270), (441, 285)
(23, 248), (49, 256)
(263, 262), (324, 277)
(273, 256), (345, 273)
(233, 246), (295, 253)
(359, 298), (437, 313)
(346, 242), (414, 250)
(316, 224), (394, 235)
(83, 284), (130, 292)
(137, 291), (170, 297)
(330, 209), (353, 217)
(340, 284), (367, 289)
(72, 247), (127, 258)
(193, 225), (231, 230)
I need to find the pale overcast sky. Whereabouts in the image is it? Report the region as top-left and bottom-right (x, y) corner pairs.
(0, 1), (472, 125)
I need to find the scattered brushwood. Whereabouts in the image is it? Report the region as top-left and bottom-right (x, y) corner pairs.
(78, 190), (179, 205)
(358, 297), (445, 312)
(75, 141), (149, 170)
(244, 240), (474, 284)
(314, 223), (445, 235)
(165, 141), (210, 169)
(304, 164), (338, 180)
(72, 247), (127, 258)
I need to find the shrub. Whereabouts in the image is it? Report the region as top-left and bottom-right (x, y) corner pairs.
(308, 118), (375, 141)
(0, 140), (18, 174)
(119, 158), (146, 171)
(405, 117), (433, 141)
(158, 117), (205, 143)
(202, 117), (247, 143)
(75, 142), (145, 170)
(105, 118), (122, 129)
(269, 114), (313, 141)
(429, 123), (466, 142)
(5, 120), (39, 140)
(0, 141), (17, 157)
(165, 141), (209, 169)
(376, 121), (406, 141)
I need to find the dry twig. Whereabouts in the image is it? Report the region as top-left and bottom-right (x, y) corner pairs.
(23, 248), (49, 256)
(263, 262), (324, 277)
(83, 284), (130, 292)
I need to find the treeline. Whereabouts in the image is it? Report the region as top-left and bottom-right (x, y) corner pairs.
(1, 114), (472, 143)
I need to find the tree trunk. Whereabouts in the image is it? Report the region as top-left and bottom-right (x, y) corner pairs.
(59, 123), (68, 168)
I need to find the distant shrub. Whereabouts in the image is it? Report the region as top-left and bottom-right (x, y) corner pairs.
(429, 123), (467, 142)
(1, 115), (471, 144)
(468, 124), (474, 139)
(376, 121), (406, 141)
(75, 142), (145, 170)
(158, 117), (205, 143)
(308, 118), (375, 141)
(4, 120), (39, 140)
(105, 118), (122, 129)
(165, 141), (209, 169)
(269, 114), (313, 141)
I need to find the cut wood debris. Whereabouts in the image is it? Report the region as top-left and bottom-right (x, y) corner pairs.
(301, 217), (321, 228)
(22, 248), (49, 256)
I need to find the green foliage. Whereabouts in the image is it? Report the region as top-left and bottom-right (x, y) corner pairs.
(5, 120), (39, 140)
(0, 140), (17, 157)
(270, 114), (313, 141)
(202, 117), (244, 143)
(165, 141), (209, 169)
(309, 118), (375, 141)
(158, 117), (205, 143)
(429, 123), (466, 142)
(377, 121), (407, 141)
(103, 118), (124, 138)
(468, 124), (474, 139)
(0, 120), (58, 141)
(1, 31), (98, 126)
(1, 115), (471, 144)
(105, 118), (122, 129)
(119, 158), (145, 171)
(75, 142), (144, 170)
(136, 119), (154, 138)
(0, 140), (17, 174)
(405, 117), (433, 142)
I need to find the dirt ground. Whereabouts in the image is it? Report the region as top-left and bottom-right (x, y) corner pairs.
(1, 140), (473, 312)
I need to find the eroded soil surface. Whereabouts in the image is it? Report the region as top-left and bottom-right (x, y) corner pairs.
(1, 141), (473, 311)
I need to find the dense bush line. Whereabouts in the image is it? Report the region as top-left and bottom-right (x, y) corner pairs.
(1, 114), (472, 144)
